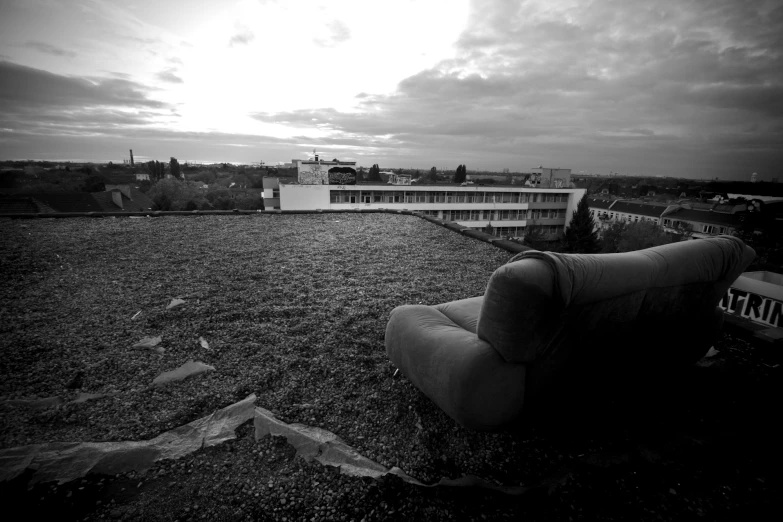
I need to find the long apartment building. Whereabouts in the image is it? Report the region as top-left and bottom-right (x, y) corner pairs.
(587, 197), (746, 238)
(275, 183), (585, 238)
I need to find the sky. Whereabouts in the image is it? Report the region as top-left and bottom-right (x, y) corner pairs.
(0, 0), (781, 180)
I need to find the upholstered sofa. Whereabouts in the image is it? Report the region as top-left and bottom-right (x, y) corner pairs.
(385, 236), (755, 431)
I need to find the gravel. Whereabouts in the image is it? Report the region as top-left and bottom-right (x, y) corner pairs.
(0, 214), (779, 520)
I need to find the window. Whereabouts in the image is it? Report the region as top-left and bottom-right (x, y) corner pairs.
(663, 219), (671, 227)
(273, 189), (280, 198)
(703, 225), (714, 234)
(374, 195), (382, 203)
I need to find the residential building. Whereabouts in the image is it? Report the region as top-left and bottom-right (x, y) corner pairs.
(278, 183), (585, 238)
(262, 177), (281, 210)
(587, 197), (746, 238)
(6, 185), (154, 213)
(587, 198), (616, 230)
(660, 207), (743, 238)
(386, 172), (412, 185)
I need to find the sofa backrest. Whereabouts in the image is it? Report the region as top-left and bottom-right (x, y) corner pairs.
(476, 236), (755, 364)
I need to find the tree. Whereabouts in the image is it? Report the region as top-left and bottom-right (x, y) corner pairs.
(152, 193), (173, 211)
(80, 175), (108, 193)
(453, 164), (467, 183)
(428, 167), (438, 183)
(564, 194), (601, 253)
(484, 222), (494, 236)
(147, 160), (165, 181)
(600, 221), (627, 253)
(367, 164), (382, 182)
(0, 170), (21, 188)
(523, 220), (550, 250)
(615, 221), (675, 252)
(669, 221), (693, 241)
(233, 174), (250, 188)
(170, 157), (181, 179)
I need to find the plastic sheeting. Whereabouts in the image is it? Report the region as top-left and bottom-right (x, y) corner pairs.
(152, 360), (214, 386)
(0, 395), (528, 495)
(0, 394), (256, 485)
(254, 407), (528, 495)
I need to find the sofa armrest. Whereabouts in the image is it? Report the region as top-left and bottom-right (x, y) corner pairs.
(477, 258), (562, 364)
(385, 305), (527, 431)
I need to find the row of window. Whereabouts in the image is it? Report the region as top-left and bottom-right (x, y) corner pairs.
(483, 225), (563, 238)
(591, 210), (658, 224)
(439, 209), (566, 221)
(662, 219), (729, 234)
(329, 191), (570, 204)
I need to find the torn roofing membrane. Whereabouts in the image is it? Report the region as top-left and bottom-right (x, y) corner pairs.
(0, 395), (527, 494)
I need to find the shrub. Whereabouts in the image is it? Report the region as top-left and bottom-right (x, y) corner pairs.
(153, 193), (173, 211)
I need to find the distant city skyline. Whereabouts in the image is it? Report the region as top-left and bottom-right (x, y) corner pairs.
(1, 0), (781, 181)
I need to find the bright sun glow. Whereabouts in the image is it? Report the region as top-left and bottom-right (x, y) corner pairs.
(158, 0), (471, 136)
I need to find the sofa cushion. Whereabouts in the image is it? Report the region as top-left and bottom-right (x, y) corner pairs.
(385, 305), (527, 430)
(434, 296), (483, 334)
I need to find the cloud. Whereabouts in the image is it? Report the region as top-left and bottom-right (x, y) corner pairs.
(313, 20), (351, 48)
(0, 60), (175, 148)
(24, 41), (77, 58)
(229, 28), (255, 47)
(157, 68), (184, 84)
(0, 61), (168, 111)
(254, 0), (783, 178)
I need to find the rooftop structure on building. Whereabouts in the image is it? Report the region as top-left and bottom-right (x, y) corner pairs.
(293, 149), (357, 185)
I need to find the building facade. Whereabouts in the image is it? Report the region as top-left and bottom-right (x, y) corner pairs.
(587, 198), (745, 238)
(279, 183), (585, 238)
(660, 207), (742, 238)
(588, 198), (667, 230)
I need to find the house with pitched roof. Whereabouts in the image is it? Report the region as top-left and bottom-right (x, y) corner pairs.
(3, 185), (154, 214)
(660, 206), (744, 238)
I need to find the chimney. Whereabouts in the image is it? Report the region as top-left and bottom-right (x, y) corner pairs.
(130, 149), (134, 166)
(111, 190), (124, 209)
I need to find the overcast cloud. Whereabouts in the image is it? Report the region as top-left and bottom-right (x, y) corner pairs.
(0, 0), (780, 178)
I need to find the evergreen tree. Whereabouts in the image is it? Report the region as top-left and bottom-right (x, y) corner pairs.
(368, 164), (382, 182)
(453, 164), (467, 183)
(564, 194), (601, 253)
(429, 166), (437, 183)
(170, 157), (181, 179)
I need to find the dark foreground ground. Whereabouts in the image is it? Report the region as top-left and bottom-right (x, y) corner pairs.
(1, 215), (780, 521)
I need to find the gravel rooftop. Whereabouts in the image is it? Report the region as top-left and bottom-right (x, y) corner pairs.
(0, 213), (779, 521)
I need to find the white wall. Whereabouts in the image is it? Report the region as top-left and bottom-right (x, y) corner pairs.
(279, 184), (331, 210)
(563, 188), (586, 229)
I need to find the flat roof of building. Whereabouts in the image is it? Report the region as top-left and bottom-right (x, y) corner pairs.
(281, 183), (581, 191)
